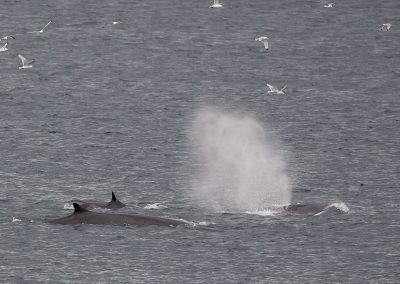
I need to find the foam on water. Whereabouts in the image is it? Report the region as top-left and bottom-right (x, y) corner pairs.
(63, 203), (74, 210)
(244, 208), (282, 216)
(189, 108), (292, 212)
(328, 202), (350, 213)
(184, 220), (217, 228)
(143, 203), (168, 210)
(197, 221), (216, 226)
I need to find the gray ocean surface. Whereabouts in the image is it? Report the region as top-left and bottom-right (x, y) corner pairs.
(0, 0), (399, 283)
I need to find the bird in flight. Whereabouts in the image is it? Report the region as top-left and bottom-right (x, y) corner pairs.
(18, 54), (35, 69)
(324, 3), (334, 8)
(255, 36), (269, 50)
(266, 83), (287, 95)
(1, 35), (15, 41)
(380, 23), (391, 31)
(210, 0), (222, 8)
(28, 21), (52, 34)
(0, 42), (8, 52)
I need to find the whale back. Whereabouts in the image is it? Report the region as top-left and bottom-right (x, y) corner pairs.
(50, 203), (184, 227)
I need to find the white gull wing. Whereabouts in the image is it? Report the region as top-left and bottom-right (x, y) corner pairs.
(277, 85), (287, 94)
(381, 23), (391, 30)
(18, 54), (29, 66)
(1, 35), (15, 41)
(18, 54), (34, 67)
(40, 21), (52, 32)
(210, 0), (222, 8)
(27, 59), (35, 66)
(255, 36), (269, 49)
(267, 83), (279, 93)
(28, 21), (52, 33)
(262, 39), (268, 49)
(255, 36), (268, 41)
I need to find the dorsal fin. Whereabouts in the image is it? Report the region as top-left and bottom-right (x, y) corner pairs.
(73, 203), (88, 213)
(111, 191), (116, 202)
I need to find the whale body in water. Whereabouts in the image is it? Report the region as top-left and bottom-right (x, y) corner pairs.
(75, 192), (125, 210)
(50, 203), (184, 227)
(283, 204), (333, 216)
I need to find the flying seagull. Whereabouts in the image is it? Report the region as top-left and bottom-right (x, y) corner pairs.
(28, 21), (52, 34)
(18, 54), (35, 69)
(210, 0), (222, 8)
(324, 3), (334, 8)
(266, 83), (287, 95)
(0, 42), (8, 52)
(112, 21), (121, 25)
(380, 23), (391, 31)
(255, 36), (269, 50)
(1, 35), (15, 41)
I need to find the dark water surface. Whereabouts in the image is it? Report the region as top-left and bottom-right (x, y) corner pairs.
(0, 0), (399, 283)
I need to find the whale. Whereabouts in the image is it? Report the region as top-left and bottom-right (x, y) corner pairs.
(283, 204), (331, 216)
(50, 203), (185, 227)
(76, 192), (125, 210)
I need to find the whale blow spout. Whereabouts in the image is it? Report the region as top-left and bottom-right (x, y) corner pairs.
(189, 108), (292, 212)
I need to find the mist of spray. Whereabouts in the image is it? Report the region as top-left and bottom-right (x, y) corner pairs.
(189, 108), (292, 212)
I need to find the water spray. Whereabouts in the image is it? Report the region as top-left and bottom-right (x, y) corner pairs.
(189, 108), (292, 212)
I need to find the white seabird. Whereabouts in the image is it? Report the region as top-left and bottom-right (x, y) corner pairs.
(324, 3), (334, 8)
(18, 54), (35, 69)
(0, 42), (8, 52)
(1, 35), (15, 41)
(210, 0), (222, 8)
(266, 83), (287, 95)
(112, 21), (121, 25)
(380, 23), (391, 31)
(28, 21), (52, 34)
(255, 36), (269, 50)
